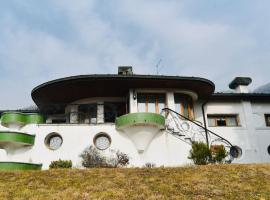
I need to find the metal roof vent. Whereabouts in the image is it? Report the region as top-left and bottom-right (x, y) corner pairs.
(118, 66), (133, 75)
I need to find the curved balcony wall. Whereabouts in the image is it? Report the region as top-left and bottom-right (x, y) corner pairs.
(26, 113), (44, 124)
(0, 162), (42, 170)
(116, 112), (165, 129)
(0, 131), (35, 148)
(1, 112), (44, 129)
(116, 113), (165, 153)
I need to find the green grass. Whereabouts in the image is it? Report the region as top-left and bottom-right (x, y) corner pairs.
(0, 164), (269, 199)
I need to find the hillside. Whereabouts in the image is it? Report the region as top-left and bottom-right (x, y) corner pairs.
(0, 164), (269, 200)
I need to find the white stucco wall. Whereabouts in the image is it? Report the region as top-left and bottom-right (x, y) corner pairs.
(205, 100), (270, 163)
(0, 123), (194, 169)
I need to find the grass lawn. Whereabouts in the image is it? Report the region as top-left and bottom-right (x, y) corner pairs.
(0, 164), (269, 200)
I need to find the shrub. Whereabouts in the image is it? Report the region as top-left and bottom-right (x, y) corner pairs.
(80, 145), (107, 168)
(211, 145), (228, 163)
(143, 162), (156, 168)
(80, 145), (130, 168)
(108, 151), (130, 167)
(188, 141), (211, 165)
(49, 159), (72, 169)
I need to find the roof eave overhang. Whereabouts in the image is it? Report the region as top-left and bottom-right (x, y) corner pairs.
(31, 74), (215, 112)
(210, 93), (270, 102)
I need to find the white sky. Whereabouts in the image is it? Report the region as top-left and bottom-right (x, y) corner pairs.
(0, 0), (270, 109)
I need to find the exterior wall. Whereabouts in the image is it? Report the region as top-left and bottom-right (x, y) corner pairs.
(0, 123), (192, 169)
(205, 100), (270, 163)
(251, 102), (270, 162)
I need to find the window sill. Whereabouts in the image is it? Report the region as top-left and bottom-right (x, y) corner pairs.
(255, 127), (270, 130)
(208, 126), (242, 128)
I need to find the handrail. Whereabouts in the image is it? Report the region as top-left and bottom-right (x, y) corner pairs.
(162, 108), (233, 147)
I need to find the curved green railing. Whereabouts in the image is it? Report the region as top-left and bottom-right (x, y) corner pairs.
(26, 113), (44, 124)
(0, 131), (35, 146)
(116, 112), (165, 129)
(1, 112), (44, 128)
(0, 162), (42, 170)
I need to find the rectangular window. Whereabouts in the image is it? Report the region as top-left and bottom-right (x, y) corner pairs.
(104, 102), (127, 123)
(49, 114), (67, 124)
(207, 115), (239, 127)
(137, 93), (166, 114)
(137, 95), (146, 112)
(52, 118), (67, 124)
(148, 95), (156, 113)
(78, 104), (97, 124)
(174, 94), (194, 119)
(265, 114), (270, 127)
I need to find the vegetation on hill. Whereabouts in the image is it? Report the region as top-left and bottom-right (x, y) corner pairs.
(0, 164), (269, 200)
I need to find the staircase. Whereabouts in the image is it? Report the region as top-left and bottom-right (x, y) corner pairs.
(161, 108), (239, 162)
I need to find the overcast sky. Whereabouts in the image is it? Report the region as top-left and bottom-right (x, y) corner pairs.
(0, 0), (270, 109)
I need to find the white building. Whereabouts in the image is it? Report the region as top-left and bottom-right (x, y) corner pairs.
(0, 66), (269, 170)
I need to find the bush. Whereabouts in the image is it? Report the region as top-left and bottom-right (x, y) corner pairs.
(80, 145), (107, 168)
(143, 162), (156, 168)
(188, 142), (211, 165)
(80, 145), (130, 168)
(108, 151), (130, 167)
(211, 145), (228, 163)
(49, 159), (72, 169)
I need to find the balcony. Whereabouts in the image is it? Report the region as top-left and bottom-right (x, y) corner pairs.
(0, 131), (35, 148)
(116, 113), (165, 153)
(1, 112), (44, 129)
(0, 162), (42, 170)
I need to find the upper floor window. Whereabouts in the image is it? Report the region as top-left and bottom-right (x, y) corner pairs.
(137, 93), (165, 114)
(174, 94), (194, 119)
(78, 104), (97, 124)
(47, 114), (67, 124)
(104, 102), (127, 123)
(265, 114), (270, 127)
(207, 114), (239, 127)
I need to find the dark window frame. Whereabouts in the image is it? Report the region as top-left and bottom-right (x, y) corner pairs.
(265, 114), (270, 127)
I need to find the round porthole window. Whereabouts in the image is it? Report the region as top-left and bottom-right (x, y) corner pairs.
(94, 133), (111, 150)
(45, 133), (63, 150)
(267, 145), (270, 155)
(230, 145), (242, 159)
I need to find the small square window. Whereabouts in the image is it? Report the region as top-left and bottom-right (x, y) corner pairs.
(265, 114), (270, 127)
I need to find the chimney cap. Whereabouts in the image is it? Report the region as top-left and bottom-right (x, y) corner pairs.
(229, 77), (252, 89)
(118, 66), (133, 75)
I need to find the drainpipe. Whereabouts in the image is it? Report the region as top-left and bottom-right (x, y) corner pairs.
(201, 100), (209, 147)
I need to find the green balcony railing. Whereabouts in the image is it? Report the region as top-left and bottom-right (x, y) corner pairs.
(1, 112), (44, 128)
(116, 112), (165, 130)
(0, 131), (35, 147)
(0, 162), (42, 170)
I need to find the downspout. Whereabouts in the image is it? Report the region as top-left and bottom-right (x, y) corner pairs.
(202, 100), (209, 147)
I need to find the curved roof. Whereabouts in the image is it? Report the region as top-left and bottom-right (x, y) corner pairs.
(31, 74), (215, 111)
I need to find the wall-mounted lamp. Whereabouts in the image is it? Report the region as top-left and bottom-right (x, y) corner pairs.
(133, 89), (137, 100)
